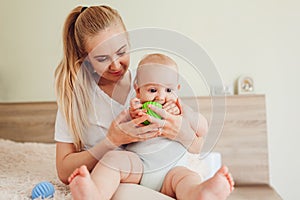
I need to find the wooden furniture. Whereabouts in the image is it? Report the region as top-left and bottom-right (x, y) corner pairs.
(0, 95), (282, 199)
(183, 95), (281, 200)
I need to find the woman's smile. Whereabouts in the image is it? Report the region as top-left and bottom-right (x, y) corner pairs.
(109, 70), (123, 76)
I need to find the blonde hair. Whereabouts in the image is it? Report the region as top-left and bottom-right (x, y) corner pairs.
(55, 5), (126, 151)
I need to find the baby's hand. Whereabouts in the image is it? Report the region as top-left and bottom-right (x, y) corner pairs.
(129, 97), (147, 119)
(163, 99), (181, 115)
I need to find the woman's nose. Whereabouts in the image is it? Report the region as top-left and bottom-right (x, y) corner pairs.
(109, 57), (121, 71)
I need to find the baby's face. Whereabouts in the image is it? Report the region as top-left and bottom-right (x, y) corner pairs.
(137, 83), (178, 105)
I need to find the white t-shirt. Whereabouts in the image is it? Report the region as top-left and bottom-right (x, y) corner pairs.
(55, 69), (188, 191)
(54, 70), (136, 149)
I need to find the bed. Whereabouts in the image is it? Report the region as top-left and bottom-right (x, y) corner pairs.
(0, 95), (282, 199)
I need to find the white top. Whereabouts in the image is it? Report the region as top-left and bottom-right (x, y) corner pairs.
(54, 70), (136, 149)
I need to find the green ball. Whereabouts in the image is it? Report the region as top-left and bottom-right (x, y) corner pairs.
(142, 101), (162, 125)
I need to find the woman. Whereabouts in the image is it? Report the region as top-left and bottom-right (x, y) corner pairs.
(55, 5), (234, 200)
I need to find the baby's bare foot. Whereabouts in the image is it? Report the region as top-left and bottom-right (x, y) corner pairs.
(68, 165), (102, 200)
(186, 166), (234, 200)
(68, 167), (80, 183)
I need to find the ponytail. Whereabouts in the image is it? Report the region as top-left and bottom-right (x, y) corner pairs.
(55, 6), (91, 151)
(55, 5), (126, 151)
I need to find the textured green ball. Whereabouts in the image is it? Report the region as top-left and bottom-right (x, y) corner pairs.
(142, 101), (162, 125)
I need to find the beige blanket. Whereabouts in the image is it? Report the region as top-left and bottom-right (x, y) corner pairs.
(0, 139), (70, 199)
(0, 139), (210, 200)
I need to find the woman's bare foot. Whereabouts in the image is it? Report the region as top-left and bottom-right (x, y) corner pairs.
(68, 165), (103, 200)
(187, 165), (235, 200)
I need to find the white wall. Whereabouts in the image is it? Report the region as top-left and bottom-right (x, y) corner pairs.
(1, 1), (299, 199)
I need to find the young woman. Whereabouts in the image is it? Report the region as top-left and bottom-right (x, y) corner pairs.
(55, 5), (234, 200)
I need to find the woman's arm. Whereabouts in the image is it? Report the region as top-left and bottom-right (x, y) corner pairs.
(182, 102), (208, 153)
(162, 111), (206, 154)
(56, 110), (160, 184)
(181, 102), (208, 137)
(56, 137), (118, 184)
(147, 100), (208, 154)
(178, 104), (208, 153)
(56, 142), (99, 184)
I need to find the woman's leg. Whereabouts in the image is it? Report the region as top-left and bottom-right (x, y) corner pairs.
(69, 151), (143, 200)
(160, 165), (234, 200)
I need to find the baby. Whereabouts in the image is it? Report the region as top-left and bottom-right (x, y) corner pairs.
(68, 53), (234, 200)
(125, 53), (234, 198)
(127, 53), (202, 191)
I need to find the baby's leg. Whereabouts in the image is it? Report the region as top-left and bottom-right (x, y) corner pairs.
(69, 151), (143, 200)
(92, 151), (143, 198)
(161, 165), (234, 200)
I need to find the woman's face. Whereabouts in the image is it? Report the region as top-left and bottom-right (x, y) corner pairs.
(86, 24), (130, 83)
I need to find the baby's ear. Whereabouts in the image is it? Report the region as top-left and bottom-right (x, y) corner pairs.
(134, 83), (140, 97)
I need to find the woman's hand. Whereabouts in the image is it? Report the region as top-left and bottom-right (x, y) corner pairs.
(129, 97), (146, 119)
(148, 99), (200, 152)
(147, 99), (184, 140)
(107, 109), (160, 146)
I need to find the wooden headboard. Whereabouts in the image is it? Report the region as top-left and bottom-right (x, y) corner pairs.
(182, 95), (269, 186)
(0, 95), (269, 186)
(0, 102), (57, 143)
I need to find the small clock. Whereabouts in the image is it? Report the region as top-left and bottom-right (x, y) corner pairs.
(237, 75), (254, 94)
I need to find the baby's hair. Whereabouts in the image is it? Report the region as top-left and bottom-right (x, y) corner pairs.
(138, 53), (178, 69)
(135, 53), (179, 89)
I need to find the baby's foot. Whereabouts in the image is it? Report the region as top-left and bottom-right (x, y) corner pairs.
(68, 165), (102, 200)
(187, 166), (234, 200)
(68, 167), (80, 183)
